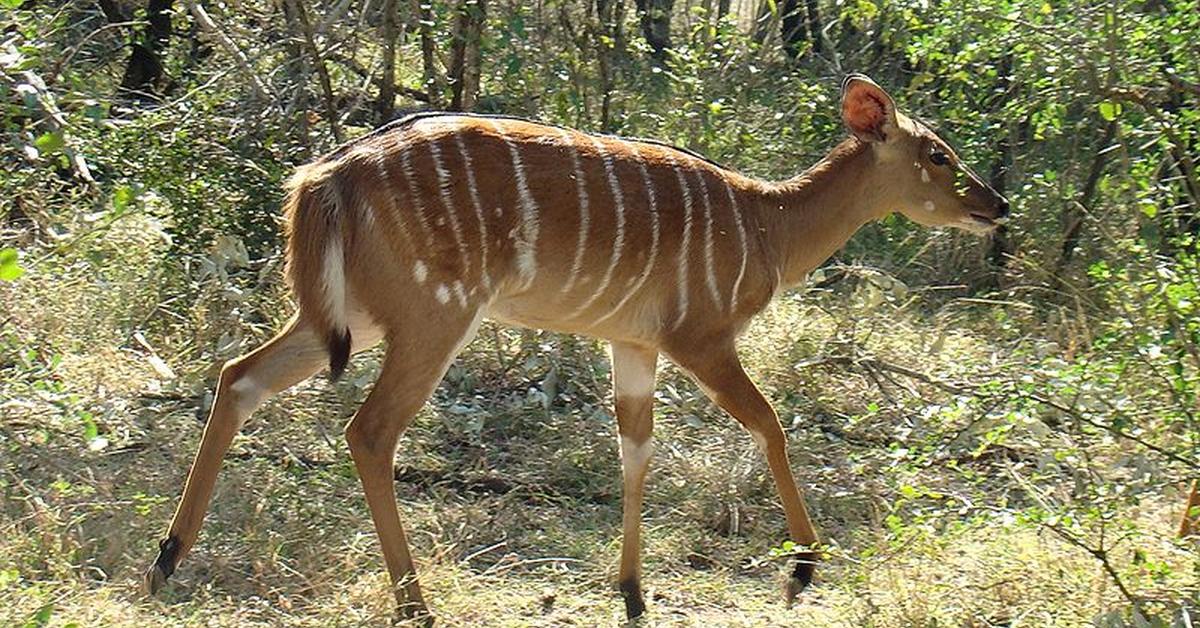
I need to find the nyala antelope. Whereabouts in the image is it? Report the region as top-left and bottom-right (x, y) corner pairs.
(145, 75), (1009, 621)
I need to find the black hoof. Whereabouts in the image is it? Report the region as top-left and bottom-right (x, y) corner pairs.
(619, 578), (646, 620)
(144, 536), (180, 595)
(784, 551), (817, 606)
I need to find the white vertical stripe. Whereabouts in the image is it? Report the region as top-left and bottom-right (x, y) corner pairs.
(453, 129), (492, 291)
(724, 179), (748, 312)
(425, 131), (472, 276)
(452, 280), (468, 308)
(322, 238), (346, 328)
(568, 136), (625, 319)
(693, 169), (723, 309)
(398, 140), (434, 246)
(668, 155), (694, 329)
(374, 157), (415, 251)
(488, 120), (540, 287)
(558, 128), (591, 296)
(594, 144), (660, 324)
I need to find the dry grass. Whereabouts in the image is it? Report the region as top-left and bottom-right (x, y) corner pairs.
(2, 229), (1198, 626)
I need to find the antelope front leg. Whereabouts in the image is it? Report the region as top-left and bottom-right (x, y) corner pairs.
(610, 342), (659, 620)
(668, 340), (820, 603)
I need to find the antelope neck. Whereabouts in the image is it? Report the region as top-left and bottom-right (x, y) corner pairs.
(756, 137), (887, 289)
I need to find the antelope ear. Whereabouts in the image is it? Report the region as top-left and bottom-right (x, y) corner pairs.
(841, 74), (898, 143)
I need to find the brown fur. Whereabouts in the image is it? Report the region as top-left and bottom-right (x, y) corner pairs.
(147, 76), (1009, 621)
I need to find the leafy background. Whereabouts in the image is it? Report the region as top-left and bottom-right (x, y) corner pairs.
(1, 0), (1198, 625)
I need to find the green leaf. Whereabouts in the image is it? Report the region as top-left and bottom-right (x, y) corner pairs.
(34, 131), (64, 153)
(23, 604), (53, 628)
(1098, 101), (1122, 122)
(112, 184), (135, 214)
(0, 248), (25, 281)
(0, 0), (24, 10)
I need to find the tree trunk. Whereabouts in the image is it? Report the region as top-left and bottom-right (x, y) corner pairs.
(414, 0), (446, 108)
(114, 0), (175, 101)
(378, 0), (399, 121)
(448, 0), (488, 111)
(286, 0), (343, 142)
(803, 0), (822, 54)
(780, 0), (806, 60)
(1056, 120), (1118, 274)
(633, 0), (672, 60)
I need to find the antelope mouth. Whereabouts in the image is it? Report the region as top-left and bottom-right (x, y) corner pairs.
(958, 213), (1000, 235)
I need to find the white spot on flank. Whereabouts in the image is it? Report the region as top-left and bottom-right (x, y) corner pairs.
(557, 128), (591, 297)
(568, 136), (625, 320)
(668, 155), (694, 329)
(488, 120), (540, 287)
(921, 167), (931, 183)
(435, 284), (450, 304)
(595, 144), (660, 324)
(923, 200), (936, 212)
(413, 259), (429, 283)
(453, 130), (491, 291)
(619, 435), (654, 476)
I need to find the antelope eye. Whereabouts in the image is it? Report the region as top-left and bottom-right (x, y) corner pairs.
(929, 151), (951, 166)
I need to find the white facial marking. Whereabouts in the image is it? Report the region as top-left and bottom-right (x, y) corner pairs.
(920, 167), (931, 184)
(923, 200), (936, 212)
(435, 283), (451, 304)
(413, 259), (429, 283)
(488, 120), (540, 288)
(594, 144), (660, 324)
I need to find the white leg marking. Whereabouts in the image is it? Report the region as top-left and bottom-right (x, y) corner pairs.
(693, 170), (723, 309)
(413, 259), (429, 284)
(613, 346), (657, 400)
(668, 156), (694, 329)
(398, 141), (434, 246)
(488, 120), (540, 287)
(749, 429), (769, 454)
(723, 180), (748, 313)
(567, 136), (625, 320)
(557, 128), (591, 296)
(229, 375), (267, 420)
(426, 133), (472, 276)
(619, 435), (654, 477)
(453, 130), (491, 291)
(923, 200), (936, 212)
(595, 144), (660, 324)
(435, 283), (451, 304)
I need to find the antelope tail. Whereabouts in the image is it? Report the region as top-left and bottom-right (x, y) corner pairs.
(283, 162), (352, 380)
